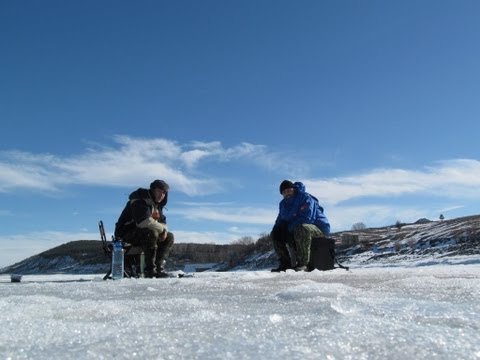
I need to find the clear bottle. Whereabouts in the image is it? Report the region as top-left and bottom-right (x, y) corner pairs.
(111, 241), (124, 280)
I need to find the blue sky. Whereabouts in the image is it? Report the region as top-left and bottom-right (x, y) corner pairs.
(1, 1), (480, 268)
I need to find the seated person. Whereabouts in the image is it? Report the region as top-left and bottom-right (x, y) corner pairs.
(115, 180), (174, 278)
(271, 180), (330, 272)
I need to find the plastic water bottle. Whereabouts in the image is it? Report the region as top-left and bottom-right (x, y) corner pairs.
(111, 241), (124, 280)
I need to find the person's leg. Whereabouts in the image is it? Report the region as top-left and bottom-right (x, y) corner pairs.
(155, 232), (174, 277)
(271, 223), (294, 272)
(293, 224), (324, 271)
(135, 228), (161, 277)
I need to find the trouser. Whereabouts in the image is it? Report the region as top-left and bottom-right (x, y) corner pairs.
(271, 222), (324, 267)
(123, 228), (175, 275)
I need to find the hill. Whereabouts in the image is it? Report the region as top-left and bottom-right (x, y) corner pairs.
(1, 214), (479, 274)
(229, 214), (480, 271)
(0, 240), (253, 275)
(332, 214), (480, 266)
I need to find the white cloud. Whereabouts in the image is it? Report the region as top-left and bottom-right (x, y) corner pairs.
(3, 136), (480, 239)
(436, 205), (464, 214)
(304, 159), (480, 206)
(172, 206), (276, 225)
(180, 149), (211, 168)
(0, 136), (295, 196)
(172, 230), (241, 245)
(187, 140), (307, 174)
(169, 201), (429, 234)
(0, 153), (64, 193)
(326, 205), (427, 231)
(172, 201), (463, 234)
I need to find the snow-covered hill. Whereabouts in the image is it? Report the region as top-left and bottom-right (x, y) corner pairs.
(1, 215), (479, 275)
(334, 215), (480, 267)
(228, 215), (480, 271)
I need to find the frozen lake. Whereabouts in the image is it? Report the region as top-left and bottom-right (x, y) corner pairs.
(1, 265), (479, 359)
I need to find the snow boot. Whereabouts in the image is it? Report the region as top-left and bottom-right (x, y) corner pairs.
(271, 261), (292, 272)
(155, 259), (169, 278)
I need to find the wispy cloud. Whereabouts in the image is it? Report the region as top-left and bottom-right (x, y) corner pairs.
(172, 230), (245, 245)
(0, 209), (13, 216)
(304, 159), (480, 205)
(0, 152), (65, 193)
(326, 205), (427, 230)
(173, 202), (432, 232)
(3, 137), (480, 235)
(172, 206), (276, 225)
(186, 141), (308, 174)
(0, 136), (302, 195)
(436, 205), (465, 214)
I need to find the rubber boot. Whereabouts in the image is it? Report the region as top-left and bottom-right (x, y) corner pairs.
(155, 232), (174, 278)
(143, 246), (158, 278)
(155, 259), (169, 278)
(271, 260), (291, 272)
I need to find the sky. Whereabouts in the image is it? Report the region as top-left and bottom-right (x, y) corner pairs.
(1, 0), (480, 268)
(1, 265), (480, 359)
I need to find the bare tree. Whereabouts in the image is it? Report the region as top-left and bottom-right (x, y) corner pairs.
(254, 233), (272, 252)
(351, 222), (367, 230)
(231, 236), (255, 246)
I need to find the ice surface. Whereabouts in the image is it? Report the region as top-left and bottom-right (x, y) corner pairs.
(1, 265), (479, 359)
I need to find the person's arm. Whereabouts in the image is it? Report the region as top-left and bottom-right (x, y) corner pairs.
(274, 202), (282, 227)
(287, 195), (315, 232)
(131, 199), (166, 233)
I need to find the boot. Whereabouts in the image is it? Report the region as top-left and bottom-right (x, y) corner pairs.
(156, 235), (174, 278)
(294, 265), (308, 272)
(155, 259), (169, 278)
(271, 260), (291, 272)
(143, 246), (158, 278)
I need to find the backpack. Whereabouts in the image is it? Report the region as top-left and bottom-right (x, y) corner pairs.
(309, 237), (349, 271)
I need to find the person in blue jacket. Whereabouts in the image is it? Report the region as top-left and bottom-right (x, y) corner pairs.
(271, 180), (330, 272)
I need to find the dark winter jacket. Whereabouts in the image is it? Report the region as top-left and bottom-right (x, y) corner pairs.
(115, 188), (168, 239)
(274, 182), (330, 235)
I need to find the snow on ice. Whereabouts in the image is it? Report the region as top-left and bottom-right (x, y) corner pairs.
(1, 263), (480, 359)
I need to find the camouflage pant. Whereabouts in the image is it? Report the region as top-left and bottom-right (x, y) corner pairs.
(123, 228), (174, 274)
(271, 223), (324, 267)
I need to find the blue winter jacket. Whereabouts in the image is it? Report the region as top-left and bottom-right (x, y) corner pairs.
(274, 182), (330, 235)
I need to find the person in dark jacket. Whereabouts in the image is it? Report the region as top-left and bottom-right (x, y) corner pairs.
(115, 180), (174, 278)
(271, 180), (330, 272)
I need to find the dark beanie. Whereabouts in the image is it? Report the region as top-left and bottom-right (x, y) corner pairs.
(279, 180), (295, 194)
(150, 179), (170, 192)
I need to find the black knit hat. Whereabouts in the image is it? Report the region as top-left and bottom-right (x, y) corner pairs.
(279, 180), (295, 194)
(150, 179), (170, 192)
